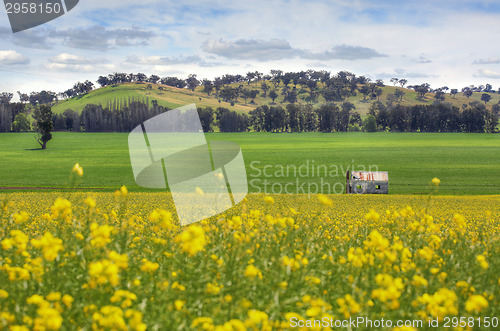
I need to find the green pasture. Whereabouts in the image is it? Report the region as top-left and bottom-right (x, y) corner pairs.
(0, 132), (498, 194)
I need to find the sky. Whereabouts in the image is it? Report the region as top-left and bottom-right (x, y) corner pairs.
(1, 0), (500, 98)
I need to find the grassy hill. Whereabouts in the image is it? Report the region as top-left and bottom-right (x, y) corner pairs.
(51, 81), (500, 116)
(51, 82), (254, 114)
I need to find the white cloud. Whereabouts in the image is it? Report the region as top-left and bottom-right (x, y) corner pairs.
(474, 69), (500, 79)
(125, 55), (202, 65)
(0, 50), (30, 65)
(48, 53), (107, 65)
(202, 39), (386, 61)
(202, 39), (296, 61)
(472, 57), (500, 65)
(413, 55), (432, 64)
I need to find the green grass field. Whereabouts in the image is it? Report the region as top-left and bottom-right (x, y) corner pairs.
(1, 132), (499, 194)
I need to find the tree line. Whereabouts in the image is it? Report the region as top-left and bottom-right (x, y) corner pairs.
(1, 98), (498, 135)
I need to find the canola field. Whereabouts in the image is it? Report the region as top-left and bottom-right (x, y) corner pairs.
(0, 180), (499, 330)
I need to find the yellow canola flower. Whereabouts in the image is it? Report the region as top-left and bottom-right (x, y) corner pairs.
(264, 196), (274, 204)
(31, 232), (64, 262)
(317, 194), (333, 207)
(84, 196), (96, 209)
(108, 251), (129, 270)
(206, 282), (223, 295)
(92, 306), (126, 331)
(175, 224), (207, 256)
(111, 290), (137, 309)
(120, 185), (128, 196)
(244, 265), (263, 279)
(9, 326), (30, 331)
(62, 294), (73, 308)
(45, 292), (61, 302)
(392, 327), (417, 331)
(140, 259), (159, 273)
(72, 163), (83, 177)
(365, 209), (380, 222)
(476, 255), (489, 270)
(192, 317), (214, 330)
(415, 288), (458, 321)
(174, 300), (185, 310)
(432, 177), (440, 186)
(125, 309), (147, 331)
(88, 259), (120, 288)
(465, 295), (488, 313)
(411, 275), (429, 287)
(33, 306), (63, 330)
(51, 197), (72, 219)
(364, 230), (389, 251)
(90, 223), (115, 248)
(0, 289), (9, 299)
(13, 211), (29, 224)
(336, 294), (361, 318)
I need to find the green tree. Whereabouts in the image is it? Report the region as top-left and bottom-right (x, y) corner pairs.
(450, 89), (458, 98)
(202, 79), (213, 96)
(363, 115), (377, 132)
(186, 74), (200, 91)
(463, 89), (473, 99)
(359, 85), (371, 101)
(33, 105), (53, 149)
(394, 89), (405, 102)
(12, 113), (31, 132)
(269, 90), (278, 103)
(481, 93), (492, 105)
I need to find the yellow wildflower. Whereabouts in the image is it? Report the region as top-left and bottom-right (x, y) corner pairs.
(244, 265), (263, 279)
(72, 163), (83, 176)
(31, 232), (64, 261)
(465, 295), (488, 313)
(175, 224), (207, 256)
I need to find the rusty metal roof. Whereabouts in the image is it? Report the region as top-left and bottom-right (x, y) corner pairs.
(350, 171), (388, 181)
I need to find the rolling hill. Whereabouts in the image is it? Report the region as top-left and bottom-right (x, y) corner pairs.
(51, 81), (500, 116)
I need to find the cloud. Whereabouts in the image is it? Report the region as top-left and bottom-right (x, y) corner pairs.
(0, 27), (10, 37)
(46, 53), (112, 72)
(413, 55), (432, 63)
(472, 57), (500, 65)
(202, 39), (386, 61)
(385, 68), (438, 79)
(125, 55), (201, 65)
(50, 26), (155, 51)
(302, 45), (387, 61)
(307, 62), (329, 68)
(3, 25), (155, 51)
(12, 29), (51, 49)
(48, 53), (108, 65)
(0, 50), (30, 65)
(202, 39), (297, 61)
(474, 69), (500, 78)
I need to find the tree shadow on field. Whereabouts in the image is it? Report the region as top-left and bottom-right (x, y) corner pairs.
(24, 148), (44, 151)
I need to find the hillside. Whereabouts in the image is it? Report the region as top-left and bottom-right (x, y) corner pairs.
(51, 82), (254, 114)
(51, 81), (500, 116)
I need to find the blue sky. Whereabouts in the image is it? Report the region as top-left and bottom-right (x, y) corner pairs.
(1, 0), (500, 97)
